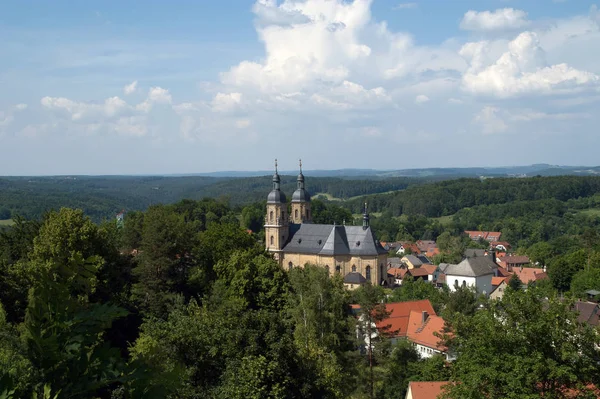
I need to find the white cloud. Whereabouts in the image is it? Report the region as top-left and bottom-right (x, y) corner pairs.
(235, 119), (252, 129)
(415, 94), (429, 104)
(460, 31), (599, 97)
(473, 106), (507, 134)
(42, 96), (130, 120)
(15, 103), (28, 110)
(393, 2), (417, 10)
(124, 80), (138, 95)
(448, 98), (463, 104)
(460, 8), (530, 32)
(211, 92), (243, 112)
(136, 86), (172, 112)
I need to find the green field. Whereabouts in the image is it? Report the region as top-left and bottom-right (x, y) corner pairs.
(0, 219), (14, 226)
(576, 208), (600, 217)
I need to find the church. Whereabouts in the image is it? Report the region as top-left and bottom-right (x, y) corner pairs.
(264, 160), (388, 287)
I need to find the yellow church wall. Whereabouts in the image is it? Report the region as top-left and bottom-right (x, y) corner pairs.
(281, 252), (388, 285)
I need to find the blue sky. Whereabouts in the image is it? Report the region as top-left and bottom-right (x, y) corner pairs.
(1, 0), (600, 175)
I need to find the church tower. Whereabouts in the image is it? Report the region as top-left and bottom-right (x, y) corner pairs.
(291, 159), (311, 224)
(265, 159), (289, 260)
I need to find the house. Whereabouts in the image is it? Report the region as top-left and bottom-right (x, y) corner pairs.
(406, 311), (453, 361)
(399, 242), (422, 255)
(402, 254), (423, 269)
(511, 267), (548, 287)
(497, 255), (530, 272)
(490, 241), (511, 251)
(405, 382), (449, 399)
(406, 264), (440, 284)
(489, 278), (508, 300)
(416, 254), (432, 265)
(426, 247), (441, 259)
(374, 300), (436, 340)
(574, 301), (600, 327)
(439, 255), (497, 295)
(387, 267), (409, 286)
(416, 240), (437, 253)
(465, 230), (502, 242)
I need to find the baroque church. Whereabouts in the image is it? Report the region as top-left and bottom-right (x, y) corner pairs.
(264, 160), (388, 287)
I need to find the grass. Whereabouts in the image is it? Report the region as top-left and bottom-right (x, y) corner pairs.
(433, 214), (454, 226)
(576, 208), (600, 217)
(0, 219), (14, 226)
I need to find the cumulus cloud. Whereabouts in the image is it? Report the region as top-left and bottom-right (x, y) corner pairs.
(460, 8), (530, 32)
(15, 103), (28, 110)
(136, 87), (173, 112)
(460, 31), (599, 97)
(211, 92), (243, 112)
(473, 106), (507, 134)
(124, 80), (138, 95)
(415, 94), (430, 104)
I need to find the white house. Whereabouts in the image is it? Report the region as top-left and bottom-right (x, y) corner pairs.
(439, 256), (497, 296)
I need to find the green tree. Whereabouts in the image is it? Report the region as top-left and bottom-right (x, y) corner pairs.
(507, 273), (522, 291)
(443, 288), (600, 399)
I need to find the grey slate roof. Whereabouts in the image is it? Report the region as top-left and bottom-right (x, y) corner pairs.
(442, 257), (496, 277)
(403, 254), (423, 266)
(292, 188), (310, 202)
(344, 272), (367, 284)
(464, 249), (486, 258)
(267, 190), (287, 203)
(282, 224), (387, 256)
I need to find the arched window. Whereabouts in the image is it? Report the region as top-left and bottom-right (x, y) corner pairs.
(366, 266), (371, 281)
(462, 280), (466, 288)
(335, 265), (341, 273)
(269, 211), (274, 222)
(352, 264), (356, 272)
(288, 262), (293, 271)
(270, 235), (274, 246)
(295, 209), (298, 219)
(325, 265), (330, 275)
(454, 280), (459, 288)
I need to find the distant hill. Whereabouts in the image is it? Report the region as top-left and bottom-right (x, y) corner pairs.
(189, 164), (600, 178)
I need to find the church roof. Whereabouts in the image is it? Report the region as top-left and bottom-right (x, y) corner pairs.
(440, 256), (496, 277)
(282, 224), (387, 256)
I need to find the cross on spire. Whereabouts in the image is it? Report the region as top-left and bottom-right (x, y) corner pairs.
(275, 158), (278, 173)
(299, 158), (302, 173)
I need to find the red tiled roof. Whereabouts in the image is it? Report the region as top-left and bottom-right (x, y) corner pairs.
(512, 267), (545, 284)
(387, 267), (409, 279)
(407, 381), (449, 399)
(421, 264), (439, 275)
(406, 311), (448, 351)
(426, 247), (441, 258)
(492, 276), (507, 286)
(410, 268), (431, 277)
(375, 300), (436, 338)
(465, 231), (502, 241)
(496, 266), (512, 277)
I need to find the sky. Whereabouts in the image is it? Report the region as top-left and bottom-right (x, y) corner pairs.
(1, 0), (600, 175)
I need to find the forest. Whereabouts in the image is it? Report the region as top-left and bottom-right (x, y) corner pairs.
(2, 176), (600, 397)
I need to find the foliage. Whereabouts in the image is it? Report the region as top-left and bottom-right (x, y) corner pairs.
(443, 288), (600, 399)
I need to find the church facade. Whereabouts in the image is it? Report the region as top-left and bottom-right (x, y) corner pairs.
(264, 161), (388, 286)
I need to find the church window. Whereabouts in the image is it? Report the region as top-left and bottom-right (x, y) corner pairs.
(295, 209), (298, 219)
(335, 265), (341, 273)
(454, 280), (459, 288)
(270, 211), (274, 223)
(380, 264), (384, 283)
(325, 265), (330, 275)
(462, 280), (466, 288)
(366, 266), (371, 281)
(270, 235), (274, 246)
(288, 262), (293, 271)
(352, 265), (356, 272)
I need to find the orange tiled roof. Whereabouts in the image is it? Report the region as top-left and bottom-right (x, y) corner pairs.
(496, 266), (511, 277)
(408, 382), (449, 399)
(421, 264), (439, 274)
(406, 311), (448, 351)
(375, 300), (436, 338)
(387, 267), (409, 279)
(512, 267), (545, 284)
(492, 276), (507, 286)
(426, 247), (441, 258)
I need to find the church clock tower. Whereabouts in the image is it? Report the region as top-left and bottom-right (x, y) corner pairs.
(265, 159), (289, 261)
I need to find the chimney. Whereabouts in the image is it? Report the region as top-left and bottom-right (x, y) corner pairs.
(422, 311), (429, 324)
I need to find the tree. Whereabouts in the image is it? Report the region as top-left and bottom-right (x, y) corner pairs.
(388, 278), (446, 313)
(507, 273), (522, 291)
(356, 283), (389, 399)
(570, 268), (600, 298)
(526, 241), (555, 267)
(443, 288), (600, 399)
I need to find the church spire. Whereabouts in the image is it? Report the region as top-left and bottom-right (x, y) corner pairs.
(272, 158), (280, 191)
(362, 202), (370, 230)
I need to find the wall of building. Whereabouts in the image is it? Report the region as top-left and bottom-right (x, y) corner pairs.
(281, 253), (387, 286)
